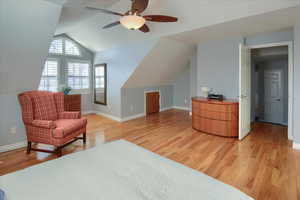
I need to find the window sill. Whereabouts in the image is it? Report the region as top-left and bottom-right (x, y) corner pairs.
(70, 89), (91, 95)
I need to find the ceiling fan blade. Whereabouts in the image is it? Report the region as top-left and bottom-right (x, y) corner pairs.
(103, 21), (121, 29)
(131, 0), (149, 13)
(144, 15), (178, 22)
(139, 24), (150, 33)
(86, 7), (124, 16)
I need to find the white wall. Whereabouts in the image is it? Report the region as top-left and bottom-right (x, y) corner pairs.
(190, 53), (198, 98)
(245, 30), (293, 46)
(121, 86), (174, 118)
(93, 39), (158, 118)
(197, 37), (243, 99)
(293, 25), (300, 143)
(0, 0), (62, 147)
(173, 67), (191, 109)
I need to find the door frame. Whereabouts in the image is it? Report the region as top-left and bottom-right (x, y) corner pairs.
(144, 90), (161, 115)
(247, 41), (294, 140)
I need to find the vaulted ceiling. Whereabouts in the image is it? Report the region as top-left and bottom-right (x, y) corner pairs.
(54, 0), (300, 52)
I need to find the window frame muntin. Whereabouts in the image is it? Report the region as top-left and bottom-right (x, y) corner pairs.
(39, 57), (60, 92)
(66, 58), (91, 93)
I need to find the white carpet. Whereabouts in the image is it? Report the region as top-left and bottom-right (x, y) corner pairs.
(0, 140), (253, 200)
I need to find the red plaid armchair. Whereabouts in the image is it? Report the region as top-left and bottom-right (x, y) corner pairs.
(18, 91), (87, 156)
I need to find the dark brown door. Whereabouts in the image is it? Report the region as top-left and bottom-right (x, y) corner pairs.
(146, 92), (160, 115)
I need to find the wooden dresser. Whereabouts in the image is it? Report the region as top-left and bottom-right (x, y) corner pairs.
(192, 97), (238, 137)
(64, 94), (81, 113)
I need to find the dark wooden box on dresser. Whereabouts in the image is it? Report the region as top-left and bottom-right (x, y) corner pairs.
(192, 97), (239, 137)
(64, 94), (81, 114)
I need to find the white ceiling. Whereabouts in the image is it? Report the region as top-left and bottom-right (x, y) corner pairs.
(54, 0), (300, 52)
(168, 5), (300, 45)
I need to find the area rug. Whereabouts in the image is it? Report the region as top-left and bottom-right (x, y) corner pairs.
(0, 140), (253, 200)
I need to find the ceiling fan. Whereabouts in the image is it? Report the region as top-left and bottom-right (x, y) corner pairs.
(86, 0), (178, 33)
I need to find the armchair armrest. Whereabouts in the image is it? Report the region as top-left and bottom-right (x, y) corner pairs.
(32, 120), (56, 129)
(59, 111), (81, 119)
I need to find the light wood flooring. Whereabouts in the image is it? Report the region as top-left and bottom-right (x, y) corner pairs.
(0, 109), (299, 200)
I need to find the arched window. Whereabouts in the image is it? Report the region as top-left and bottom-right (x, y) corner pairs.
(48, 38), (81, 56)
(65, 39), (81, 56)
(49, 39), (63, 54)
(39, 35), (92, 92)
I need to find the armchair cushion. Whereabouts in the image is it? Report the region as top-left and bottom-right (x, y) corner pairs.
(32, 120), (56, 129)
(31, 93), (58, 121)
(59, 111), (81, 119)
(53, 118), (87, 138)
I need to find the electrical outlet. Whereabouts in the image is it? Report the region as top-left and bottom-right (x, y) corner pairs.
(10, 127), (17, 135)
(184, 98), (187, 104)
(130, 105), (134, 112)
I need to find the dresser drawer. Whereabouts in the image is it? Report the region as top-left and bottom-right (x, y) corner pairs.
(193, 101), (233, 113)
(192, 116), (237, 137)
(196, 109), (233, 121)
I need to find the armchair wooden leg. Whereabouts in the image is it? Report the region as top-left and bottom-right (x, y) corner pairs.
(56, 148), (62, 157)
(27, 142), (32, 154)
(83, 132), (87, 144)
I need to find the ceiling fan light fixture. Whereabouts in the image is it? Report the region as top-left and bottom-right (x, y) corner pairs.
(120, 14), (146, 30)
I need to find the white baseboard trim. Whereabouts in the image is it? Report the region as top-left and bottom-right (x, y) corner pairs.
(160, 107), (173, 112)
(173, 106), (190, 111)
(95, 112), (122, 122)
(82, 110), (96, 115)
(87, 106), (190, 123)
(0, 141), (27, 153)
(293, 142), (300, 150)
(122, 113), (145, 122)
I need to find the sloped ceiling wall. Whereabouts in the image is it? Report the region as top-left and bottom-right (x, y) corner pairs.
(0, 0), (62, 147)
(0, 0), (62, 94)
(123, 38), (195, 88)
(93, 39), (158, 117)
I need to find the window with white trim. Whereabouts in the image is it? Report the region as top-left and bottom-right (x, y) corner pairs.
(39, 35), (92, 93)
(65, 39), (81, 56)
(49, 39), (63, 54)
(67, 62), (89, 90)
(95, 66), (105, 89)
(38, 59), (58, 92)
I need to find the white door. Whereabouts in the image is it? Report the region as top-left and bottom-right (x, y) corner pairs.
(239, 43), (251, 140)
(263, 70), (284, 124)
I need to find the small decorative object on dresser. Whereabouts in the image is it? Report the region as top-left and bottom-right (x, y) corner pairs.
(201, 87), (211, 98)
(192, 97), (238, 137)
(64, 94), (81, 114)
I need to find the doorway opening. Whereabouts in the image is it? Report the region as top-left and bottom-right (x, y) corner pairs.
(239, 41), (294, 140)
(251, 46), (288, 126)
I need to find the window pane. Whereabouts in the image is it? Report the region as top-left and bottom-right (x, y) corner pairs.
(39, 60), (58, 92)
(65, 40), (80, 56)
(49, 39), (63, 54)
(100, 77), (105, 88)
(67, 62), (89, 89)
(94, 64), (107, 105)
(95, 67), (104, 76)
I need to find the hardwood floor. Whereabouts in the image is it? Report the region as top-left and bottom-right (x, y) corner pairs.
(1, 109), (300, 200)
